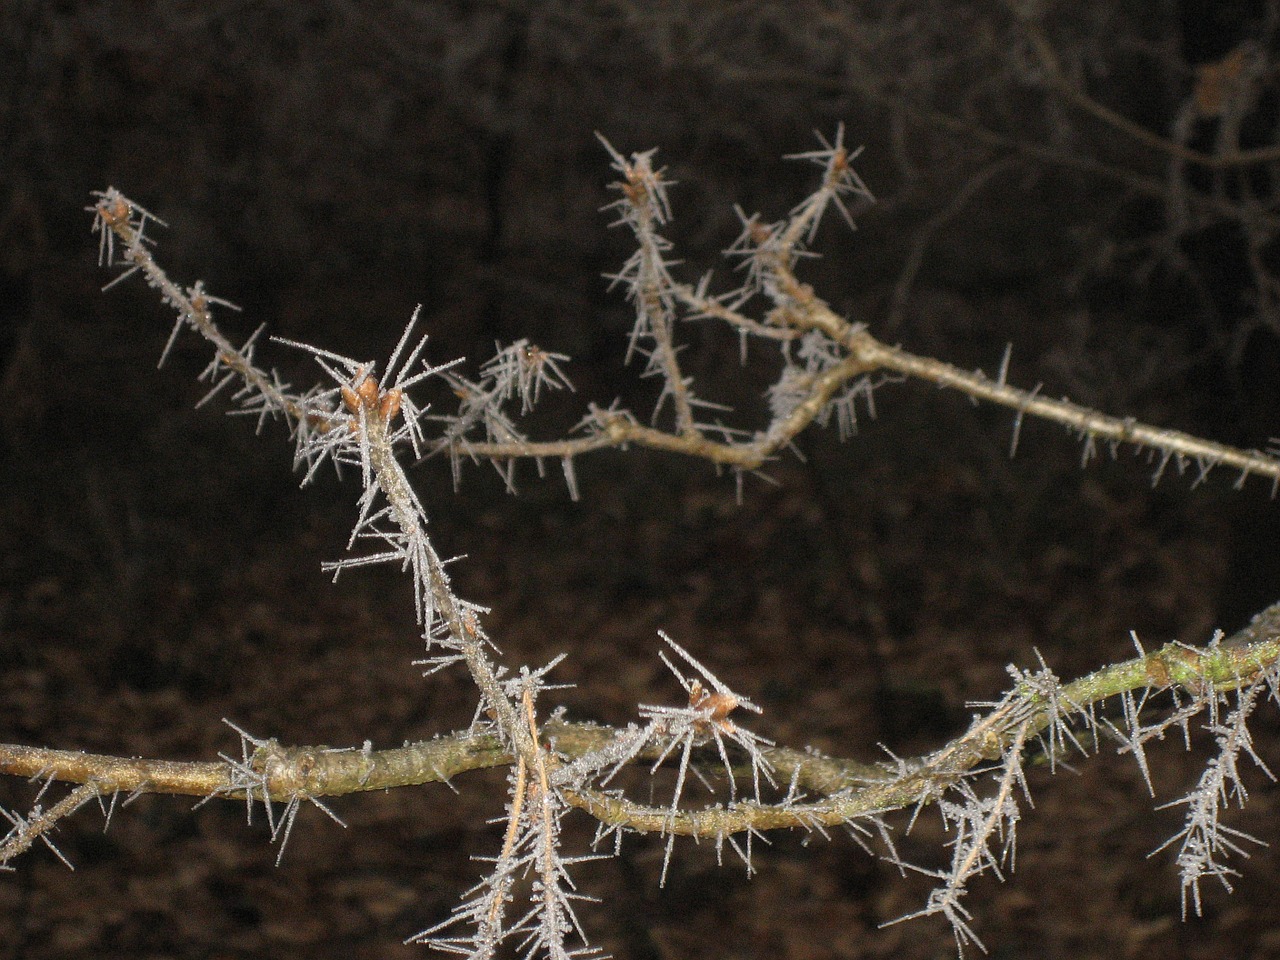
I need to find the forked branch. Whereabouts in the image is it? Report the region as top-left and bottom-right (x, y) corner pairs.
(3, 136), (1277, 957)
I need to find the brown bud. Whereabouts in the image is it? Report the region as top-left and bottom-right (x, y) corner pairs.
(379, 388), (402, 424)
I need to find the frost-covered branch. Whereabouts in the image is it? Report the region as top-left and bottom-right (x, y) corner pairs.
(8, 605), (1277, 843)
(5, 135), (1276, 957)
(431, 135), (1280, 493)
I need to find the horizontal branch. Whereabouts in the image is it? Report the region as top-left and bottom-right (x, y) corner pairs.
(443, 300), (1280, 489)
(0, 722), (882, 807)
(4, 604), (1278, 840)
(841, 327), (1280, 487)
(565, 607), (1280, 837)
(441, 352), (872, 472)
(0, 730), (510, 803)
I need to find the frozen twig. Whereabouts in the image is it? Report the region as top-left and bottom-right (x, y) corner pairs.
(4, 133), (1276, 957)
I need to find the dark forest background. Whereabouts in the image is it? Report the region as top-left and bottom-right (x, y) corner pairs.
(2, 2), (1280, 958)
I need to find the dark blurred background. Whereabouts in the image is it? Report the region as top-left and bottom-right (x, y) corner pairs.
(2, 2), (1280, 958)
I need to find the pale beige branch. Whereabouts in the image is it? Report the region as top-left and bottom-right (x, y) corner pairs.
(5, 616), (1278, 843)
